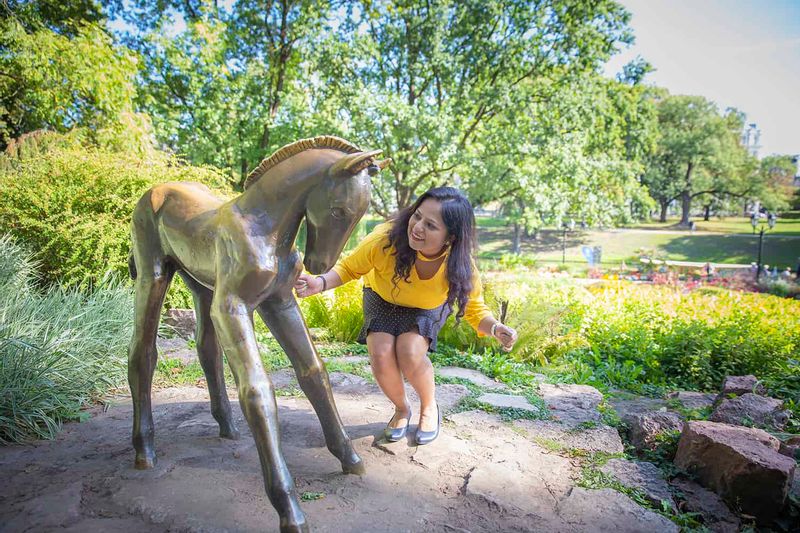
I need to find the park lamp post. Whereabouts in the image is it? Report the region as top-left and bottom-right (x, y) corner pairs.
(561, 218), (576, 264)
(750, 212), (776, 281)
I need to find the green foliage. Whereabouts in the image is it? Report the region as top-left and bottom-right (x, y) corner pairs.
(0, 140), (232, 307)
(313, 0), (634, 212)
(0, 235), (133, 443)
(0, 19), (138, 148)
(297, 281), (364, 343)
(559, 284), (800, 397)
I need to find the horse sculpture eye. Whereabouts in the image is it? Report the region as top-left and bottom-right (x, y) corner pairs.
(331, 207), (346, 219)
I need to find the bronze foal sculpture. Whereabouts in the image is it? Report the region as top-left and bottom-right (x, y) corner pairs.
(127, 136), (390, 532)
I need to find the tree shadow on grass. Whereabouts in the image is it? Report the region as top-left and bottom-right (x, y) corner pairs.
(478, 227), (592, 254)
(659, 234), (799, 267)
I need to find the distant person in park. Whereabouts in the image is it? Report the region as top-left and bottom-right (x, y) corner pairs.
(294, 187), (518, 445)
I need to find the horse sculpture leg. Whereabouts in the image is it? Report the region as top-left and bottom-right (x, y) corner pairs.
(179, 272), (239, 439)
(211, 294), (307, 533)
(128, 259), (174, 469)
(257, 297), (365, 475)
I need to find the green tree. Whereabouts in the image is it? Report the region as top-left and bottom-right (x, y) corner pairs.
(642, 94), (756, 226)
(122, 0), (335, 187)
(0, 19), (138, 149)
(464, 72), (657, 251)
(315, 0), (633, 215)
(755, 154), (797, 213)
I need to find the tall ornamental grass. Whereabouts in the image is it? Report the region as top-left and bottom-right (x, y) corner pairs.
(0, 236), (133, 443)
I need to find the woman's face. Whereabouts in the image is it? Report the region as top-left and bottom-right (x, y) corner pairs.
(407, 198), (450, 256)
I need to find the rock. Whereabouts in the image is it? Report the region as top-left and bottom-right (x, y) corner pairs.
(621, 411), (684, 451)
(466, 450), (574, 525)
(599, 459), (675, 511)
(269, 368), (297, 389)
(670, 478), (740, 533)
(476, 393), (539, 412)
(539, 383), (603, 426)
(608, 395), (668, 419)
(710, 393), (789, 430)
(667, 391), (716, 411)
(411, 434), (471, 470)
(406, 383), (471, 411)
(327, 371), (370, 392)
(514, 420), (624, 454)
(2, 481), (84, 531)
(673, 421), (796, 521)
(717, 375), (765, 399)
(162, 308), (196, 339)
(779, 436), (800, 460)
(322, 355), (370, 365)
(557, 487), (679, 533)
(437, 366), (508, 390)
(156, 336), (196, 364)
(446, 409), (505, 429)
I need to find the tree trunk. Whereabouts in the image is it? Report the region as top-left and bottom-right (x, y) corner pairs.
(703, 204), (711, 221)
(679, 162), (694, 226)
(512, 223), (522, 255)
(679, 190), (692, 226)
(659, 201), (669, 223)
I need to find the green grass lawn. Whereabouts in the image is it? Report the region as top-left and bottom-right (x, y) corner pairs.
(628, 216), (800, 236)
(476, 226), (800, 268)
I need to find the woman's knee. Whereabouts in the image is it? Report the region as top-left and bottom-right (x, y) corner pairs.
(395, 334), (430, 374)
(367, 334), (397, 368)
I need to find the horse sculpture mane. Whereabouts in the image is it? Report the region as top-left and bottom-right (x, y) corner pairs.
(243, 135), (364, 189)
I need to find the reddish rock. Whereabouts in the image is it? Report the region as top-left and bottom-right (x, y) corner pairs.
(667, 391), (716, 411)
(674, 421), (796, 521)
(710, 393), (788, 430)
(622, 411), (684, 451)
(717, 375), (765, 399)
(670, 478), (740, 533)
(779, 436), (800, 460)
(163, 309), (196, 339)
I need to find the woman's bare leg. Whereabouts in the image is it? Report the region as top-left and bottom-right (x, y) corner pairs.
(395, 331), (437, 431)
(366, 332), (410, 428)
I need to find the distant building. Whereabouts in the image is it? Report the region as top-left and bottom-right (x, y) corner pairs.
(793, 155), (800, 187)
(741, 123), (761, 158)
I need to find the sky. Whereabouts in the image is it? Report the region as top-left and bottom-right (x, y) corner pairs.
(603, 0), (800, 159)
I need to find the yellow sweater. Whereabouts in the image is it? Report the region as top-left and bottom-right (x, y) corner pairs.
(332, 223), (493, 333)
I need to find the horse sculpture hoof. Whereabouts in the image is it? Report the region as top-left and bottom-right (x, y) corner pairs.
(280, 516), (310, 533)
(341, 456), (366, 475)
(219, 426), (241, 440)
(134, 453), (157, 470)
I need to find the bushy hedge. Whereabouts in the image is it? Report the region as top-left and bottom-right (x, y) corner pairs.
(0, 139), (232, 306)
(562, 283), (800, 396)
(0, 236), (133, 443)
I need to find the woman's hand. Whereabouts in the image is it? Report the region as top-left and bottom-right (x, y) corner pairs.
(493, 323), (518, 352)
(294, 273), (324, 298)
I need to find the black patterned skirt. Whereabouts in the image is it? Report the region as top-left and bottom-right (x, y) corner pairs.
(357, 288), (451, 352)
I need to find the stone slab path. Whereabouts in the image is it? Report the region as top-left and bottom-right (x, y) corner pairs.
(1, 371), (680, 533)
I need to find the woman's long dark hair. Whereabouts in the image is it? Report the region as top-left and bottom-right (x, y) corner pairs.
(384, 187), (477, 323)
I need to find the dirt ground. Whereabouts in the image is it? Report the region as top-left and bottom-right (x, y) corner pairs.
(1, 374), (679, 533)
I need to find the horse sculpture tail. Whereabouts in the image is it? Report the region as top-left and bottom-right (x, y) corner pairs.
(128, 252), (137, 280)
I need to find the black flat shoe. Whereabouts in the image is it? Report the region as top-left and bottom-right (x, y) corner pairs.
(415, 404), (441, 446)
(384, 407), (412, 442)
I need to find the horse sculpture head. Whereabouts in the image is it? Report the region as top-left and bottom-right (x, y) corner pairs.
(303, 150), (391, 274)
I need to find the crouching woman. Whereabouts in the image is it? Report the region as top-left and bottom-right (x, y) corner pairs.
(295, 187), (517, 445)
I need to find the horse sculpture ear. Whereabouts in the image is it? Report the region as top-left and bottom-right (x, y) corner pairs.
(329, 150), (383, 177)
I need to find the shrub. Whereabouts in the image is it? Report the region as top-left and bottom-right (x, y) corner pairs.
(0, 236), (133, 443)
(560, 283), (800, 398)
(0, 142), (232, 307)
(297, 280), (364, 343)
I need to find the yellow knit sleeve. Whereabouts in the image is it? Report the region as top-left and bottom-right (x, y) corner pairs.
(462, 265), (493, 335)
(331, 223), (391, 283)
